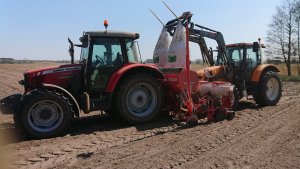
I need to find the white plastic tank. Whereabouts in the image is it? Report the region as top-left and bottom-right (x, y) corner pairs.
(153, 27), (170, 67)
(210, 81), (232, 97)
(166, 22), (187, 68)
(196, 81), (212, 96)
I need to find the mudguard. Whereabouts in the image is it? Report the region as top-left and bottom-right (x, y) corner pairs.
(0, 94), (22, 114)
(251, 64), (280, 82)
(42, 83), (81, 117)
(105, 63), (165, 93)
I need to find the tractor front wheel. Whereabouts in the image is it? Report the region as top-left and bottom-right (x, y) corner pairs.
(15, 89), (72, 139)
(115, 74), (162, 124)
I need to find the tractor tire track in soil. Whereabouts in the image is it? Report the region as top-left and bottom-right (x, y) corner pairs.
(0, 63), (299, 169)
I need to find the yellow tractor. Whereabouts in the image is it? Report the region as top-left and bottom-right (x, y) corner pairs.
(165, 12), (282, 108)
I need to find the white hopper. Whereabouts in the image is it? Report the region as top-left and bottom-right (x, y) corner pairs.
(153, 27), (170, 67)
(166, 22), (187, 68)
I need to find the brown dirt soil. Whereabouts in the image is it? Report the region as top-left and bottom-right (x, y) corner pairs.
(0, 63), (300, 169)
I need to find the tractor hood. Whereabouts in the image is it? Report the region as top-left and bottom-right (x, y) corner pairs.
(21, 63), (82, 92)
(24, 63), (82, 76)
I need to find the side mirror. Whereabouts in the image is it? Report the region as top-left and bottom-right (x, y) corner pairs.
(68, 38), (74, 64)
(80, 35), (89, 48)
(253, 42), (259, 52)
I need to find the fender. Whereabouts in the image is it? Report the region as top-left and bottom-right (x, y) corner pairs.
(105, 63), (165, 93)
(42, 83), (80, 117)
(0, 94), (22, 114)
(251, 64), (280, 82)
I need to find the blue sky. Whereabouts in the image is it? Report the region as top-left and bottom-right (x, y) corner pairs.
(0, 0), (282, 61)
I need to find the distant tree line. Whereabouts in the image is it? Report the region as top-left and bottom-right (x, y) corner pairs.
(266, 0), (300, 76)
(0, 59), (72, 64)
(0, 58), (14, 64)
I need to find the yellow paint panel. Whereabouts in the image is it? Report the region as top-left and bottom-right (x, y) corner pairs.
(197, 66), (225, 81)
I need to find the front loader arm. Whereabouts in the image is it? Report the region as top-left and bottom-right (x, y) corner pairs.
(189, 33), (213, 66)
(189, 25), (229, 66)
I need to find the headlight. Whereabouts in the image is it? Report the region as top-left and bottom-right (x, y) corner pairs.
(19, 80), (25, 85)
(20, 74), (29, 91)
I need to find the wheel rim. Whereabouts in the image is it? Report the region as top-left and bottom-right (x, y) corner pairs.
(266, 77), (280, 101)
(126, 82), (157, 118)
(27, 100), (63, 133)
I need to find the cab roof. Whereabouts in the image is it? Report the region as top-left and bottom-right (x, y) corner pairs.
(226, 43), (265, 48)
(85, 31), (140, 39)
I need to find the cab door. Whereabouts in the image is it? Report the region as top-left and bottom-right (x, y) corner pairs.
(228, 47), (245, 82)
(87, 38), (124, 93)
(245, 47), (259, 81)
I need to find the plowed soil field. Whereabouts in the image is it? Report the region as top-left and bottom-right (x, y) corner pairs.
(0, 63), (299, 169)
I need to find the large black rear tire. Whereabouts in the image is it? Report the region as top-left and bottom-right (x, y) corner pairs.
(115, 73), (162, 124)
(14, 89), (72, 139)
(256, 71), (282, 106)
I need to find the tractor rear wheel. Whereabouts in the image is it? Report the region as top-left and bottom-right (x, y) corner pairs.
(15, 89), (72, 139)
(256, 71), (282, 106)
(115, 73), (162, 124)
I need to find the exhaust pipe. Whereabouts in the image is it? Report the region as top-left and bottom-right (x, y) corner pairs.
(68, 38), (74, 64)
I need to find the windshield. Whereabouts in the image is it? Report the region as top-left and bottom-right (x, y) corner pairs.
(91, 38), (123, 66)
(79, 35), (89, 62)
(125, 39), (140, 63)
(227, 47), (243, 62)
(226, 46), (260, 67)
(80, 47), (89, 61)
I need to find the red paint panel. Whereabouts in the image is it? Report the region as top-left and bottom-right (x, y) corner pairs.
(105, 63), (162, 92)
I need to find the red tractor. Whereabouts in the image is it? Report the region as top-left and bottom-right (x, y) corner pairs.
(1, 21), (235, 139)
(4, 30), (165, 138)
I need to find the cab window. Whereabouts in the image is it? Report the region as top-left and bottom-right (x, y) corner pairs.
(228, 48), (243, 62)
(91, 38), (123, 68)
(125, 39), (140, 63)
(246, 47), (257, 64)
(80, 47), (89, 61)
(246, 47), (258, 68)
(89, 38), (123, 90)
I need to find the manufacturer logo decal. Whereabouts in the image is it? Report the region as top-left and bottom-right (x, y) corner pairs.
(41, 66), (81, 75)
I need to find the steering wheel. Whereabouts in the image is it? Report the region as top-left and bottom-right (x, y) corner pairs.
(95, 55), (105, 67)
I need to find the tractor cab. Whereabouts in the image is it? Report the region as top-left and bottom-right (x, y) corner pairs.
(226, 42), (265, 82)
(226, 42), (265, 81)
(77, 31), (141, 93)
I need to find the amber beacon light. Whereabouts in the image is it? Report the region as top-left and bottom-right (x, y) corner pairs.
(104, 20), (108, 30)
